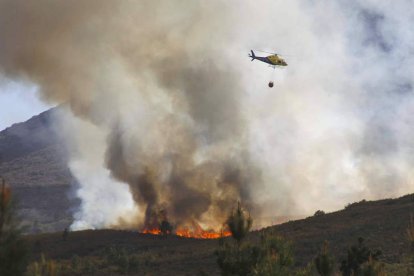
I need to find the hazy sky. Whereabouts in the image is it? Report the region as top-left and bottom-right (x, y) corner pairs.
(0, 81), (51, 130)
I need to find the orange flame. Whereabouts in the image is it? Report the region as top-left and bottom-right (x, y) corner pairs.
(142, 228), (162, 235)
(175, 228), (231, 239)
(141, 224), (231, 239)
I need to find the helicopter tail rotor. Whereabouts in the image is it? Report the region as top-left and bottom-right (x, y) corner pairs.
(249, 50), (256, 61)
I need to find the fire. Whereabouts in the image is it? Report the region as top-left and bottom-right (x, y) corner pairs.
(175, 228), (231, 239)
(142, 228), (162, 235)
(140, 212), (232, 239)
(141, 225), (232, 239)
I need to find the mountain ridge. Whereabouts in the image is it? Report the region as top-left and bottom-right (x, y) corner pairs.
(0, 108), (77, 233)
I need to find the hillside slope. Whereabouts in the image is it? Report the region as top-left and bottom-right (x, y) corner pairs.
(268, 194), (414, 266)
(26, 194), (414, 275)
(0, 108), (77, 233)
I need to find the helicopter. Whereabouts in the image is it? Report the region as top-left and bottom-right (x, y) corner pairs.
(248, 50), (288, 87)
(249, 50), (288, 67)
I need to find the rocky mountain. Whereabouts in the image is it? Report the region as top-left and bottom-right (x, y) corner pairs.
(0, 108), (78, 233)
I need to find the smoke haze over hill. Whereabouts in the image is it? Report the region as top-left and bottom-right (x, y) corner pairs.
(0, 0), (413, 230)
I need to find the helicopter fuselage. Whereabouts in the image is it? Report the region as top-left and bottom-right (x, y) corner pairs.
(249, 50), (287, 67)
(265, 54), (287, 66)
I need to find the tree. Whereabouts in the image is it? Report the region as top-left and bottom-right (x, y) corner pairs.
(62, 227), (69, 241)
(227, 202), (252, 246)
(314, 210), (326, 217)
(314, 241), (335, 276)
(216, 202), (256, 275)
(216, 203), (294, 276)
(340, 237), (382, 276)
(160, 220), (173, 235)
(0, 177), (28, 276)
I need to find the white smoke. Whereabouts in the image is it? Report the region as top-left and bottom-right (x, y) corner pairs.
(241, 0), (414, 214)
(56, 109), (138, 230)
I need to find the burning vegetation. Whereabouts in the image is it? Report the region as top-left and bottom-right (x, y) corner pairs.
(140, 209), (231, 239)
(142, 226), (231, 239)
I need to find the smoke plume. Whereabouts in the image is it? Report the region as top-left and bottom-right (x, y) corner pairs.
(0, 0), (414, 229)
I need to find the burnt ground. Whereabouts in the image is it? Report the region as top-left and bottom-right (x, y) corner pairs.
(24, 193), (414, 275)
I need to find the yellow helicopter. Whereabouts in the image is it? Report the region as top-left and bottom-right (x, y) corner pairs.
(249, 50), (288, 87)
(249, 50), (288, 67)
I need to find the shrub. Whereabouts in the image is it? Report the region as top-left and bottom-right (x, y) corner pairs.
(252, 231), (295, 276)
(345, 199), (367, 209)
(104, 246), (142, 273)
(217, 204), (294, 276)
(82, 258), (98, 274)
(360, 255), (386, 276)
(314, 241), (335, 276)
(128, 254), (141, 271)
(216, 242), (261, 276)
(71, 255), (81, 272)
(314, 210), (325, 217)
(0, 177), (28, 276)
(26, 254), (58, 276)
(294, 262), (316, 276)
(340, 237), (382, 276)
(406, 215), (414, 274)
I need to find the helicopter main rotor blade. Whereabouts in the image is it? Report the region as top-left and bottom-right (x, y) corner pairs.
(255, 50), (294, 57)
(256, 50), (278, 55)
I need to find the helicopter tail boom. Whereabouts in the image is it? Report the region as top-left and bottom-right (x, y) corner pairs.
(249, 50), (256, 61)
